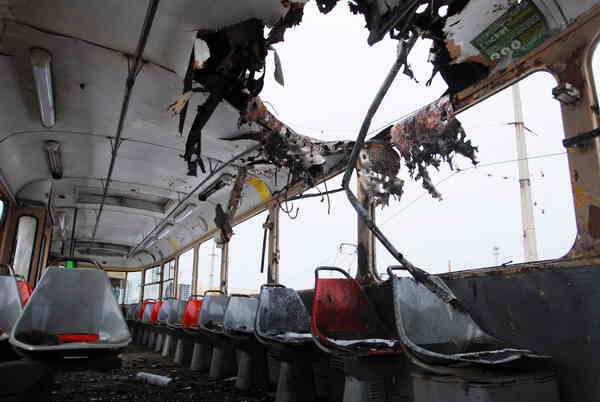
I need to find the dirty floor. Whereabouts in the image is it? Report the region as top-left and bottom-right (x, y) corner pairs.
(48, 344), (275, 402)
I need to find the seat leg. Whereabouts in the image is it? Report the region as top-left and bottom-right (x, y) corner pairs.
(190, 342), (212, 371)
(154, 333), (163, 352)
(276, 360), (317, 402)
(147, 330), (156, 349)
(235, 349), (253, 391)
(343, 376), (385, 402)
(209, 346), (236, 380)
(173, 338), (184, 364)
(162, 334), (172, 357)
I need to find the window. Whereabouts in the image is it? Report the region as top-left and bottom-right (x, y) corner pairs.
(278, 176), (357, 290)
(376, 73), (576, 275)
(227, 211), (269, 294)
(144, 266), (161, 300)
(163, 260), (176, 297)
(109, 277), (126, 304)
(12, 216), (38, 280)
(0, 199), (7, 225)
(197, 238), (221, 293)
(125, 271), (142, 304)
(177, 249), (194, 299)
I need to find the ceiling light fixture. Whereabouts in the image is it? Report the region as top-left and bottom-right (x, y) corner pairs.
(44, 140), (63, 179)
(173, 203), (197, 223)
(157, 223), (174, 239)
(198, 173), (235, 201)
(30, 48), (55, 128)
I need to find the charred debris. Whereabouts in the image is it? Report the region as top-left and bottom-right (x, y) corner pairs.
(170, 0), (481, 208)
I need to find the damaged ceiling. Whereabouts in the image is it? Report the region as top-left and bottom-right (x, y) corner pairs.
(0, 0), (596, 267)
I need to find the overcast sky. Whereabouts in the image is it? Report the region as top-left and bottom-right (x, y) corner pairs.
(172, 2), (584, 295)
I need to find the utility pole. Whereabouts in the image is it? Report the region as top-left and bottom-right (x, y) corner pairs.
(492, 246), (500, 266)
(208, 240), (217, 289)
(512, 83), (538, 262)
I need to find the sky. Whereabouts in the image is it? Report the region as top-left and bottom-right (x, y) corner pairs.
(129, 2), (588, 298)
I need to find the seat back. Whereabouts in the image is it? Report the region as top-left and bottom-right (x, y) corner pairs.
(182, 296), (204, 328)
(167, 299), (186, 327)
(312, 270), (389, 341)
(10, 267), (131, 351)
(138, 300), (154, 321)
(142, 301), (155, 323)
(256, 286), (310, 337)
(223, 296), (258, 334)
(150, 301), (163, 323)
(392, 276), (494, 353)
(199, 293), (230, 332)
(157, 299), (174, 324)
(0, 274), (23, 341)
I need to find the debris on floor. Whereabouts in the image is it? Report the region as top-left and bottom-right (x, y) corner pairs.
(48, 344), (274, 401)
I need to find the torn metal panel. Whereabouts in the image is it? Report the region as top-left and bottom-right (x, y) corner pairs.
(376, 96), (478, 199)
(236, 96), (353, 185)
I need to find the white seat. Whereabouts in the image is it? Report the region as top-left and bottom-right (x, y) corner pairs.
(10, 267), (131, 355)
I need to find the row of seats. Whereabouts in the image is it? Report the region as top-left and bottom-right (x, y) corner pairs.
(127, 266), (557, 402)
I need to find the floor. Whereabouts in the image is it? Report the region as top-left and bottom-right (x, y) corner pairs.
(48, 344), (275, 402)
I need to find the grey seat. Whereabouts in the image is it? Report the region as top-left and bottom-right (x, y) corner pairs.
(223, 295), (259, 338)
(390, 272), (549, 367)
(10, 267), (131, 357)
(0, 269), (23, 342)
(256, 285), (312, 345)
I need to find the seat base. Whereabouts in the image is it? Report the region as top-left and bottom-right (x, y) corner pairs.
(412, 371), (560, 402)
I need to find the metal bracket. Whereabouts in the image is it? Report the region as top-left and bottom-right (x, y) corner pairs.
(563, 128), (600, 149)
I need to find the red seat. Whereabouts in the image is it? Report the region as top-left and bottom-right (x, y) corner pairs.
(182, 298), (204, 328)
(311, 267), (398, 356)
(138, 300), (154, 320)
(150, 301), (163, 323)
(17, 280), (33, 306)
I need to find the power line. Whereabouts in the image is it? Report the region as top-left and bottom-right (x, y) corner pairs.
(381, 151), (567, 225)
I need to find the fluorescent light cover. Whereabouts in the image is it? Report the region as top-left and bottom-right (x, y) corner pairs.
(174, 203), (197, 223)
(157, 223), (174, 239)
(30, 48), (55, 128)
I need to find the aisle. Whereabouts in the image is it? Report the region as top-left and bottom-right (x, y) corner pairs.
(48, 344), (274, 401)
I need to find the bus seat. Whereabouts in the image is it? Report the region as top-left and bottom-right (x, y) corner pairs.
(198, 292), (234, 380)
(9, 267), (131, 359)
(390, 272), (551, 368)
(162, 299), (186, 358)
(222, 295), (265, 391)
(256, 284), (320, 401)
(312, 267), (405, 402)
(178, 295), (209, 371)
(311, 267), (398, 355)
(223, 295), (258, 336)
(256, 285), (313, 344)
(0, 273), (23, 343)
(198, 293), (230, 334)
(150, 301), (163, 324)
(182, 296), (204, 328)
(138, 300), (154, 321)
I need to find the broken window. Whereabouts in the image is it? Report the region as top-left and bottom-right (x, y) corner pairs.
(227, 211), (269, 293)
(375, 72), (576, 276)
(162, 260), (176, 298)
(143, 266), (161, 300)
(279, 176), (357, 290)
